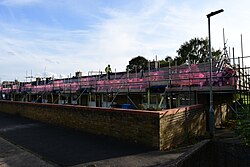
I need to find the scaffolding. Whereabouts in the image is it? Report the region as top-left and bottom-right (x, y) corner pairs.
(1, 55), (248, 111)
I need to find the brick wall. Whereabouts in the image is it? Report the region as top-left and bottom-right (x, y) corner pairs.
(177, 141), (250, 167)
(159, 105), (206, 150)
(0, 100), (205, 150)
(0, 100), (160, 148)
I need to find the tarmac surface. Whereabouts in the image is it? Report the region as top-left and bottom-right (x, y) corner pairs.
(0, 112), (191, 167)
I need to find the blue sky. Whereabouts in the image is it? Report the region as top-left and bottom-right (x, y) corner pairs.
(0, 0), (250, 81)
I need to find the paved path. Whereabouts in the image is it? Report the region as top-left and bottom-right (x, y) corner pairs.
(0, 137), (54, 167)
(0, 112), (191, 167)
(214, 127), (243, 144)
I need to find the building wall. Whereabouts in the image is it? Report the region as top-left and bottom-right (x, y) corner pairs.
(214, 93), (234, 126)
(197, 92), (234, 128)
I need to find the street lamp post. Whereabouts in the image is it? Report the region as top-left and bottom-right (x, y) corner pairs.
(207, 9), (224, 136)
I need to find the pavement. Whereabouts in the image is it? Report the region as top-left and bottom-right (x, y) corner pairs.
(0, 137), (54, 167)
(0, 112), (194, 167)
(214, 127), (243, 144)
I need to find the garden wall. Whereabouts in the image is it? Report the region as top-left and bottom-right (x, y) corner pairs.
(0, 100), (205, 150)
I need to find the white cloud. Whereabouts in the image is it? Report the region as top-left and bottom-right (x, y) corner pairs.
(0, 0), (250, 81)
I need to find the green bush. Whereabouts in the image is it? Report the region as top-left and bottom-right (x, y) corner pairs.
(236, 104), (250, 146)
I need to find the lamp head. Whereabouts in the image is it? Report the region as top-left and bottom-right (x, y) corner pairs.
(207, 9), (224, 18)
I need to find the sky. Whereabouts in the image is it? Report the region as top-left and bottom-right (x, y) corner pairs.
(0, 0), (250, 81)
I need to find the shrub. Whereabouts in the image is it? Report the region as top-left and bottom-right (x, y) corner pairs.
(236, 104), (250, 146)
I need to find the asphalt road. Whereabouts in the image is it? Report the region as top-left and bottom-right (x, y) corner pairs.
(0, 112), (153, 166)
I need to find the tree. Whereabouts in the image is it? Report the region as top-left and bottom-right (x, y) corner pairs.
(159, 56), (174, 68)
(165, 56), (173, 62)
(126, 56), (148, 72)
(175, 37), (222, 65)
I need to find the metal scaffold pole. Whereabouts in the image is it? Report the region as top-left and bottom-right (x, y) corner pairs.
(241, 35), (245, 92)
(233, 48), (238, 114)
(238, 57), (241, 99)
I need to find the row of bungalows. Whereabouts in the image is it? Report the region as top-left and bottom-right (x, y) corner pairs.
(0, 62), (237, 109)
